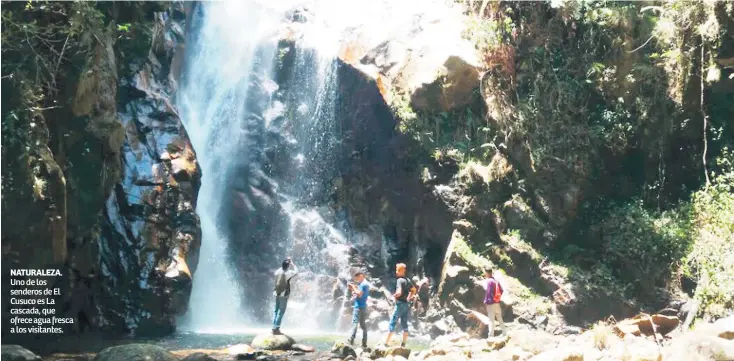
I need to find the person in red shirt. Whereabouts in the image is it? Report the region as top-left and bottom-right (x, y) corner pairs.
(483, 268), (506, 337)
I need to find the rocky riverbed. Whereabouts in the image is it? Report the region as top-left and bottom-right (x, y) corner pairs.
(3, 315), (732, 361)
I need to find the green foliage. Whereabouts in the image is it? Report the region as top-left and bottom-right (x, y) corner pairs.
(429, 0), (733, 320)
(463, 6), (516, 58)
(1, 2), (98, 198)
(1, 1), (106, 148)
(1, 0), (159, 207)
(573, 151), (733, 316)
(117, 23), (131, 33)
(684, 150), (734, 319)
(596, 199), (692, 292)
(391, 90), (496, 166)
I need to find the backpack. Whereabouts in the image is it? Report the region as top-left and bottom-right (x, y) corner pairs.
(493, 279), (503, 303)
(275, 271), (290, 297)
(399, 277), (417, 302)
(407, 279), (417, 297)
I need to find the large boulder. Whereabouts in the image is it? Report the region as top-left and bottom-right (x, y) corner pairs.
(0, 345), (41, 361)
(93, 344), (178, 361)
(251, 334), (295, 351)
(334, 1), (480, 113)
(612, 313), (680, 339)
(436, 230), (490, 303)
(281, 0), (480, 114)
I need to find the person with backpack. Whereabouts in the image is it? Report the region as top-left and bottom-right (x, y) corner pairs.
(483, 268), (506, 337)
(346, 270), (371, 348)
(382, 263), (417, 347)
(272, 257), (298, 335)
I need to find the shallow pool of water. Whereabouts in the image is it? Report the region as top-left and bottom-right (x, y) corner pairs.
(40, 328), (430, 358)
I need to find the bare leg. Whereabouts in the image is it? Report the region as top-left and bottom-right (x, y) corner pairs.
(401, 331), (408, 346)
(384, 332), (393, 345)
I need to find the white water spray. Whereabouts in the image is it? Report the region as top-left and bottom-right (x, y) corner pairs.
(176, 1), (283, 332)
(175, 0), (461, 333)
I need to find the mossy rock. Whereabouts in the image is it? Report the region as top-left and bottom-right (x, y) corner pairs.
(330, 341), (356, 358)
(251, 334), (295, 351)
(93, 344), (177, 361)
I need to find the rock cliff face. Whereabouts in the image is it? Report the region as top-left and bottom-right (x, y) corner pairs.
(1, 2), (201, 341)
(259, 0), (650, 335)
(220, 4), (462, 325)
(94, 3), (201, 335)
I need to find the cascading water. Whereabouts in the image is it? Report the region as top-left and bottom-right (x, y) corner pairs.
(176, 0), (352, 332)
(176, 1), (283, 332)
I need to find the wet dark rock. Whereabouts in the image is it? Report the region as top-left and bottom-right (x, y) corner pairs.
(251, 334), (295, 351)
(93, 344), (177, 361)
(93, 3), (201, 334)
(0, 345), (41, 361)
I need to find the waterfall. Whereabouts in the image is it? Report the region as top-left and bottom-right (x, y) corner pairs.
(175, 0), (445, 333)
(176, 0), (283, 332)
(175, 0), (349, 332)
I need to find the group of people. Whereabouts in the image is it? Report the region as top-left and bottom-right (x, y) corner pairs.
(271, 257), (507, 347)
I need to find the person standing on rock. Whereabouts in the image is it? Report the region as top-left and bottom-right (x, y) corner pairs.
(272, 257), (298, 335)
(347, 270), (371, 348)
(383, 263), (417, 347)
(484, 268), (506, 337)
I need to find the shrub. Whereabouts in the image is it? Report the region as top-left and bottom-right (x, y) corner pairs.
(684, 151), (734, 319)
(598, 200), (693, 293)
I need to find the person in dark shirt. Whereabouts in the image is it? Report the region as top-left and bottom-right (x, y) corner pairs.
(347, 270), (371, 348)
(272, 257), (298, 335)
(383, 263), (416, 347)
(483, 268), (506, 337)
